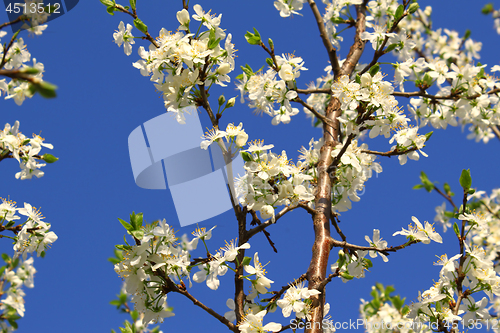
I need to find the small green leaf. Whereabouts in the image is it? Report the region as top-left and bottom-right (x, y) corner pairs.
(412, 184), (424, 190)
(100, 0), (114, 6)
(424, 131), (433, 141)
(106, 5), (115, 15)
(459, 169), (472, 190)
(4, 220), (15, 228)
(482, 3), (494, 14)
(109, 300), (122, 307)
(118, 218), (133, 231)
(1, 253), (10, 262)
(244, 28), (261, 45)
(133, 18), (148, 34)
(468, 188), (475, 195)
(241, 151), (253, 162)
(41, 153), (58, 163)
(463, 29), (471, 40)
(242, 256), (252, 266)
(129, 0), (136, 10)
(130, 229), (144, 240)
(340, 272), (354, 280)
(394, 4), (404, 20)
(368, 64), (380, 77)
(20, 67), (40, 75)
(453, 222), (460, 237)
(33, 81), (57, 98)
(265, 58), (274, 67)
(385, 43), (398, 53)
(355, 73), (361, 84)
(408, 3), (419, 14)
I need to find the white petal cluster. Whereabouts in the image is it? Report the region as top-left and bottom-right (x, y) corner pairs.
(0, 33), (46, 105)
(114, 221), (252, 325)
(235, 141), (315, 220)
(200, 122), (248, 150)
(0, 257), (37, 318)
(273, 0), (306, 18)
(0, 121), (54, 179)
(238, 309), (282, 333)
(392, 216), (442, 244)
(330, 139), (383, 212)
(124, 5), (235, 124)
(277, 281), (321, 320)
(236, 54), (307, 125)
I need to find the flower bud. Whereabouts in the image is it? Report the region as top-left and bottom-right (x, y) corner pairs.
(217, 63), (231, 75)
(226, 97), (236, 108)
(259, 205), (274, 220)
(176, 9), (190, 26)
(218, 94), (226, 106)
(236, 131), (248, 147)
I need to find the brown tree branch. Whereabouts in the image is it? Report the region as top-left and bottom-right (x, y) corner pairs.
(307, 0), (341, 77)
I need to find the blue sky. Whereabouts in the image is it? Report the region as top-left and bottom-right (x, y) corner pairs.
(1, 0), (500, 332)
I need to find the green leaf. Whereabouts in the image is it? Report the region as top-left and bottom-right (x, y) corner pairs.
(459, 169), (472, 190)
(244, 28), (261, 45)
(453, 222), (460, 237)
(242, 256), (252, 266)
(444, 211), (455, 218)
(100, 0), (114, 6)
(408, 3), (419, 14)
(118, 218), (133, 231)
(468, 188), (475, 195)
(41, 153), (58, 163)
(355, 73), (361, 84)
(265, 58), (274, 68)
(364, 258), (373, 269)
(394, 4), (404, 20)
(241, 151), (253, 162)
(424, 131), (433, 141)
(130, 229), (144, 240)
(385, 43), (398, 53)
(412, 184), (424, 190)
(482, 3), (494, 14)
(368, 64), (380, 77)
(419, 171), (434, 192)
(463, 29), (471, 40)
(131, 212), (143, 230)
(110, 300), (122, 307)
(340, 272), (354, 280)
(4, 220), (15, 228)
(133, 18), (148, 34)
(1, 253), (10, 262)
(106, 5), (115, 15)
(20, 67), (40, 75)
(129, 0), (136, 10)
(33, 81), (58, 98)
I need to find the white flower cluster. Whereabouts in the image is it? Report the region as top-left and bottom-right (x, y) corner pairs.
(386, 5), (500, 143)
(0, 33), (46, 105)
(392, 216), (442, 245)
(114, 220), (252, 325)
(277, 281), (321, 320)
(299, 137), (382, 213)
(0, 199), (58, 260)
(236, 54), (307, 125)
(0, 257), (36, 318)
(359, 283), (429, 333)
(115, 4), (236, 124)
(273, 0), (306, 18)
(20, 0), (50, 36)
(235, 140), (315, 220)
(200, 122), (247, 150)
(0, 121), (54, 179)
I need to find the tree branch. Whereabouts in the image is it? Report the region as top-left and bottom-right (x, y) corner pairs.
(307, 0), (340, 77)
